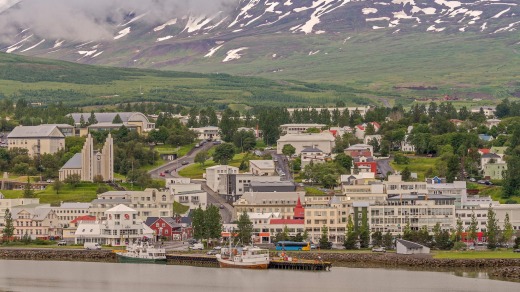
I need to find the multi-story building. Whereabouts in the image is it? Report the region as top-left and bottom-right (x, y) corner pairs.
(383, 175), (427, 197)
(280, 124), (326, 135)
(277, 132), (335, 155)
(190, 126), (221, 141)
(175, 190), (207, 214)
(285, 107), (371, 118)
(53, 202), (92, 228)
(301, 147), (327, 168)
(7, 125), (65, 156)
(426, 180), (467, 208)
(368, 193), (456, 235)
(342, 183), (386, 204)
(205, 165), (239, 193)
(69, 112), (155, 133)
(305, 196), (349, 244)
(0, 197), (40, 227)
(75, 204), (154, 246)
(11, 205), (61, 240)
(234, 191), (305, 220)
(90, 189), (175, 220)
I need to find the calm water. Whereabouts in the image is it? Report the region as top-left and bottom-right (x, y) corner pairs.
(0, 260), (519, 292)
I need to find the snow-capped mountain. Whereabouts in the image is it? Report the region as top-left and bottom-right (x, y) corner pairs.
(0, 0), (519, 70)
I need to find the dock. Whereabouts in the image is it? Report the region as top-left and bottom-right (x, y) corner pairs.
(166, 254), (332, 271)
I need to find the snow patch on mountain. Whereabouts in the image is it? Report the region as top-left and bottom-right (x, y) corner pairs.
(121, 13), (147, 27)
(184, 16), (214, 33)
(154, 19), (178, 32)
(229, 0), (261, 28)
(21, 39), (45, 52)
(492, 8), (510, 18)
(114, 27), (131, 40)
(205, 45), (224, 58)
(157, 36), (173, 42)
(5, 34), (32, 53)
(53, 40), (64, 49)
(362, 8), (378, 14)
(223, 47), (248, 62)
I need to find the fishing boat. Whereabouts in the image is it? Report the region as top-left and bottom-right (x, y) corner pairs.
(215, 242), (270, 269)
(117, 240), (167, 263)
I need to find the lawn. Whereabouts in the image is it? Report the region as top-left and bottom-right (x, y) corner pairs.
(1, 183), (110, 205)
(304, 187), (326, 195)
(433, 250), (520, 259)
(391, 156), (438, 181)
(178, 153), (249, 179)
(155, 143), (195, 158)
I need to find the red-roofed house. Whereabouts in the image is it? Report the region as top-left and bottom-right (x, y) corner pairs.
(478, 149), (490, 155)
(354, 122), (381, 139)
(63, 215), (97, 243)
(145, 217), (193, 241)
(70, 215), (96, 227)
(354, 161), (378, 174)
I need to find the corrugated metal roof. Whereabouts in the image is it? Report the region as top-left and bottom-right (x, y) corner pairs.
(69, 112), (139, 124)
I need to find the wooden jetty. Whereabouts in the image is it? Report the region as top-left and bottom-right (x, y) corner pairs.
(166, 254), (331, 271)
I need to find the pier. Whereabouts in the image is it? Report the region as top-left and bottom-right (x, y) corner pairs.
(166, 254), (332, 271)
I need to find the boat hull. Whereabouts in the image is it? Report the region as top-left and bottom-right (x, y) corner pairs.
(216, 256), (269, 269)
(117, 255), (167, 264)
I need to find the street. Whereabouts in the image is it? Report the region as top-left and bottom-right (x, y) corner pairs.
(271, 152), (293, 181)
(376, 158), (394, 178)
(147, 142), (234, 223)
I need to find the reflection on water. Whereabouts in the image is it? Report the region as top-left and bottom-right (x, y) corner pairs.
(0, 260), (518, 292)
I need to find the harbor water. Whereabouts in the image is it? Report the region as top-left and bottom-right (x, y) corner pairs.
(0, 260), (518, 292)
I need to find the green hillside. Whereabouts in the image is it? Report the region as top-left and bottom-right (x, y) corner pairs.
(0, 52), (379, 108)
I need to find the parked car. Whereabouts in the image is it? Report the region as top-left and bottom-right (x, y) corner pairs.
(310, 244), (317, 249)
(273, 158), (278, 162)
(206, 249), (219, 255)
(57, 240), (67, 246)
(513, 249), (520, 253)
(195, 143), (200, 148)
(469, 178), (476, 182)
(213, 246), (222, 250)
(181, 161), (189, 165)
(159, 172), (165, 177)
(187, 239), (197, 245)
(164, 169), (170, 174)
(219, 204), (225, 209)
(477, 180), (486, 184)
(485, 181), (493, 185)
(372, 247), (386, 253)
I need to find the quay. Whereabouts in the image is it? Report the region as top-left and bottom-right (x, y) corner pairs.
(166, 254), (332, 271)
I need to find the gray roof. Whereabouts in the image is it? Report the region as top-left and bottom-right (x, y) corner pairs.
(397, 239), (425, 249)
(8, 125), (64, 138)
(69, 112), (144, 124)
(482, 153), (501, 159)
(91, 198), (131, 204)
(387, 194), (455, 201)
(328, 196), (341, 205)
(249, 160), (275, 169)
(58, 202), (92, 209)
(249, 181), (296, 188)
(61, 153), (82, 169)
(302, 147), (323, 153)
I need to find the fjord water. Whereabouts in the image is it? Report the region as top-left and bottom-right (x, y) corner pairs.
(0, 260), (518, 292)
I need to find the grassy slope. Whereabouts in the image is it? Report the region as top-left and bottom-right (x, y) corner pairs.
(1, 183), (110, 205)
(433, 250), (520, 259)
(391, 156), (438, 181)
(178, 153), (248, 179)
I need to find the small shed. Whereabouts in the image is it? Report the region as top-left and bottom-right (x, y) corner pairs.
(396, 239), (430, 255)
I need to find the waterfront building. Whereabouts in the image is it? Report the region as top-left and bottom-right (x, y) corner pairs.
(53, 202), (92, 228)
(305, 196), (349, 244)
(234, 191), (304, 219)
(11, 205), (61, 240)
(145, 217), (193, 241)
(75, 204), (154, 246)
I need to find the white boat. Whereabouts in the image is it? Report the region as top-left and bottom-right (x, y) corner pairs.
(215, 245), (270, 269)
(117, 240), (167, 263)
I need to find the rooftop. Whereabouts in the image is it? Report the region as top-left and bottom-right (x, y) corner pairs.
(8, 125), (65, 139)
(397, 239), (426, 249)
(249, 160), (275, 169)
(277, 132), (335, 142)
(60, 153), (82, 169)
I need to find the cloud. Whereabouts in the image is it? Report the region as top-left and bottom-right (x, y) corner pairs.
(0, 0), (238, 42)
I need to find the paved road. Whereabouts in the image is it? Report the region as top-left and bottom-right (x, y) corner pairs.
(271, 152), (293, 181)
(376, 158), (394, 178)
(148, 142), (234, 223)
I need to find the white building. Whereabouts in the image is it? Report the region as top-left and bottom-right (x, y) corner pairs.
(286, 106), (371, 118)
(305, 196), (349, 244)
(277, 132), (335, 155)
(75, 204), (154, 246)
(249, 160), (276, 176)
(0, 197), (40, 227)
(383, 175), (427, 197)
(396, 239), (430, 254)
(7, 125), (65, 156)
(69, 112), (155, 133)
(175, 190), (208, 214)
(280, 124), (326, 135)
(205, 165), (239, 193)
(234, 191), (305, 220)
(190, 126), (221, 141)
(427, 180), (467, 208)
(364, 134), (382, 146)
(53, 202), (92, 228)
(301, 147), (326, 168)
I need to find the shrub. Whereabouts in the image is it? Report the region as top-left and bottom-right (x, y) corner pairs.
(453, 241), (467, 251)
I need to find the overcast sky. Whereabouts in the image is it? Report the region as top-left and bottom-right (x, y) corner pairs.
(0, 0), (238, 42)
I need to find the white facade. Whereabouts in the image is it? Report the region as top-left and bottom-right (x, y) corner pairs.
(277, 132), (335, 155)
(0, 198), (39, 227)
(234, 191), (304, 219)
(7, 125), (65, 156)
(53, 202), (92, 228)
(280, 124), (326, 135)
(75, 204), (154, 246)
(249, 160), (276, 176)
(190, 126), (221, 141)
(396, 239), (430, 254)
(305, 197), (349, 244)
(205, 165), (239, 193)
(175, 190), (208, 214)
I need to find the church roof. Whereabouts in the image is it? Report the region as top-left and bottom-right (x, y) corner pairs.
(60, 153), (83, 169)
(106, 204), (136, 213)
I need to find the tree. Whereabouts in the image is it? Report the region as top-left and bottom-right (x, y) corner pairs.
(502, 213), (514, 245)
(2, 208), (15, 242)
(435, 230), (454, 250)
(112, 114), (123, 124)
(455, 217), (464, 242)
(232, 130), (256, 152)
(87, 111), (97, 126)
(275, 225), (290, 243)
(93, 175), (104, 183)
(282, 144), (296, 157)
(334, 153), (353, 170)
(236, 211), (253, 245)
(194, 151), (209, 166)
(468, 212), (478, 244)
(372, 231), (383, 247)
(23, 176), (34, 198)
(96, 185), (109, 194)
(204, 205), (223, 240)
(358, 210), (370, 248)
(383, 231), (394, 249)
(52, 180), (64, 195)
(319, 225), (332, 249)
(191, 206), (205, 241)
(64, 173), (81, 188)
(401, 167), (411, 181)
(344, 215), (357, 249)
(486, 206), (499, 249)
(213, 143), (235, 165)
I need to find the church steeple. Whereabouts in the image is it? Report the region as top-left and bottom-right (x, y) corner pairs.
(293, 196), (305, 219)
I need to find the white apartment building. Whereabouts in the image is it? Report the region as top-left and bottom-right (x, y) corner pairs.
(53, 202), (92, 228)
(205, 165), (239, 193)
(368, 194), (456, 235)
(280, 124), (326, 135)
(427, 181), (467, 208)
(175, 190), (207, 214)
(234, 191), (305, 219)
(75, 204), (154, 246)
(0, 197), (40, 227)
(190, 126), (221, 141)
(11, 205), (61, 240)
(286, 106), (371, 118)
(342, 183), (386, 204)
(249, 160), (276, 176)
(277, 132), (335, 155)
(90, 189), (175, 220)
(383, 175), (427, 196)
(8, 125), (65, 156)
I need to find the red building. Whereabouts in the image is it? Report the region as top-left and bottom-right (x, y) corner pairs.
(354, 161), (378, 174)
(145, 217), (193, 241)
(461, 232), (486, 244)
